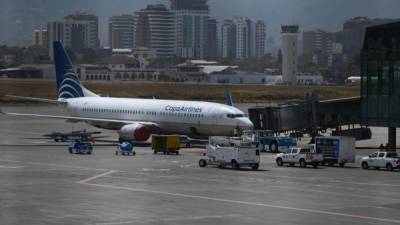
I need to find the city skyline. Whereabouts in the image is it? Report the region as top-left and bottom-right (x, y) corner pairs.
(1, 0), (400, 46)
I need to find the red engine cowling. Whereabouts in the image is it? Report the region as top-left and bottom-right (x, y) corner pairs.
(118, 124), (151, 142)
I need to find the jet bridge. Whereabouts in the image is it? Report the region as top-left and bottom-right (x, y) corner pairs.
(248, 96), (371, 140)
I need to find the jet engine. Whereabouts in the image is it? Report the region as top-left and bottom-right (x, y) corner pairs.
(118, 124), (151, 142)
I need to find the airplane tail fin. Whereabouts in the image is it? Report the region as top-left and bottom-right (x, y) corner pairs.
(53, 41), (97, 99)
(226, 90), (233, 106)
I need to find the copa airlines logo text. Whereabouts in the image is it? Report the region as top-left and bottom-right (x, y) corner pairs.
(165, 105), (202, 113)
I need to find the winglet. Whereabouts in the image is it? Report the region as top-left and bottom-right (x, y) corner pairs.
(226, 90), (233, 106)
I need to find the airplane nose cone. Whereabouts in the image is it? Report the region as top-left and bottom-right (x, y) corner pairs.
(238, 118), (254, 130)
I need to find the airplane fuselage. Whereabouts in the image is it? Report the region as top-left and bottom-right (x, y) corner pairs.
(65, 97), (253, 137)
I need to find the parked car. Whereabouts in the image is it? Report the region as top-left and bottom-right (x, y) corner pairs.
(275, 147), (323, 168)
(361, 152), (400, 171)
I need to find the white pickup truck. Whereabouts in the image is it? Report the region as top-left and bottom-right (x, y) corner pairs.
(361, 152), (400, 171)
(275, 147), (323, 168)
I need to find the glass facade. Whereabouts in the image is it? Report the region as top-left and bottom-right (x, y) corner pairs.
(361, 22), (400, 127)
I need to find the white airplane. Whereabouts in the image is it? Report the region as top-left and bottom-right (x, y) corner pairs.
(1, 41), (253, 142)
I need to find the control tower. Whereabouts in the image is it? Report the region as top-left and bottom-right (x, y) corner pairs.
(281, 25), (299, 85)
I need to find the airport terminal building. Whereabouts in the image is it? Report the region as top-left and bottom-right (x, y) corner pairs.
(361, 21), (400, 149)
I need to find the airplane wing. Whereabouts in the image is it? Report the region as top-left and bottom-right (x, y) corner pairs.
(0, 110), (159, 128)
(5, 95), (60, 104)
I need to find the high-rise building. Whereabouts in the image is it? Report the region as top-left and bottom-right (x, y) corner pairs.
(170, 0), (209, 10)
(234, 17), (253, 59)
(281, 25), (299, 84)
(221, 19), (236, 58)
(109, 15), (135, 49)
(303, 29), (333, 66)
(255, 20), (266, 58)
(335, 17), (399, 54)
(63, 12), (100, 51)
(343, 16), (374, 30)
(206, 18), (218, 59)
(47, 21), (64, 59)
(32, 29), (48, 48)
(47, 13), (99, 59)
(171, 0), (209, 59)
(134, 4), (176, 57)
(221, 17), (256, 59)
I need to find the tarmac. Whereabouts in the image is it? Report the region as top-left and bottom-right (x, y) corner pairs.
(1, 106), (400, 225)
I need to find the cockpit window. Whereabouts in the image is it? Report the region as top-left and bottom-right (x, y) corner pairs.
(227, 114), (245, 118)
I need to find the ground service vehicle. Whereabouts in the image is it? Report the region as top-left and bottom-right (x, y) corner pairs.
(243, 130), (297, 152)
(275, 147), (323, 168)
(68, 141), (93, 154)
(361, 152), (400, 171)
(259, 136), (297, 152)
(243, 130), (274, 145)
(115, 142), (135, 156)
(44, 130), (102, 142)
(315, 136), (356, 167)
(199, 137), (260, 170)
(179, 135), (192, 148)
(152, 135), (180, 155)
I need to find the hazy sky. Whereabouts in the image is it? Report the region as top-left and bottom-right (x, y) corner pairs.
(1, 0), (399, 46)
